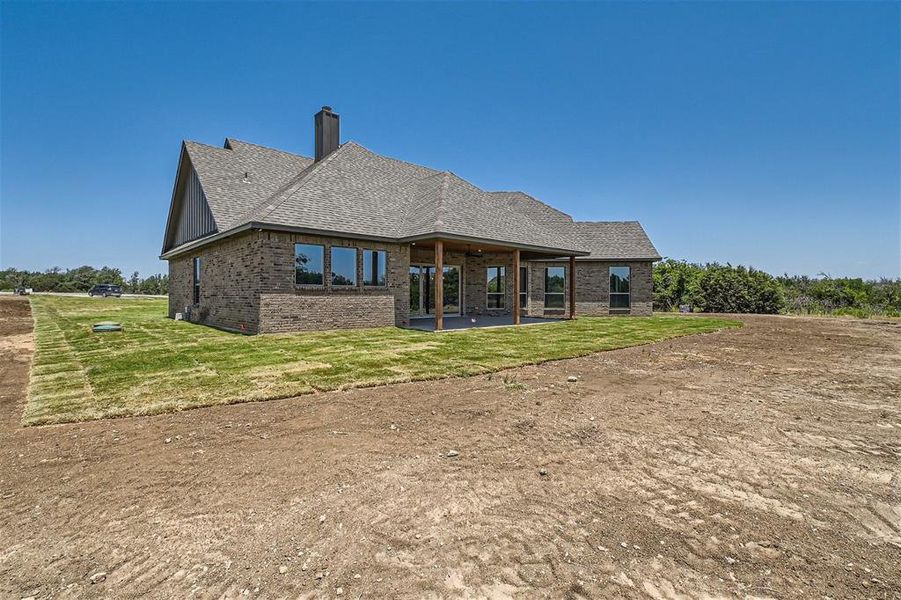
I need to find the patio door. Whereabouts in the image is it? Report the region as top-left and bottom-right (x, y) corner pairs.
(409, 264), (460, 317)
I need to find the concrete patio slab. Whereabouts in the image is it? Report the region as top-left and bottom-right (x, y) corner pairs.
(405, 314), (562, 331)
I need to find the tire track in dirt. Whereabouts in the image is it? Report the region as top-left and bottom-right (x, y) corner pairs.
(1, 302), (900, 598)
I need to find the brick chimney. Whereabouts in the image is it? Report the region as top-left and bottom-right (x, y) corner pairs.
(314, 106), (339, 161)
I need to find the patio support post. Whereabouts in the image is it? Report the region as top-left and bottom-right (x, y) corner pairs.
(512, 249), (521, 325)
(569, 255), (576, 319)
(435, 240), (444, 331)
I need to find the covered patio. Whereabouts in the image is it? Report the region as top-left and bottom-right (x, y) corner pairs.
(406, 236), (585, 331)
(405, 314), (561, 332)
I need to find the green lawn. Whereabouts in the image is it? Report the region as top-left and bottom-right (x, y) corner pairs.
(24, 295), (740, 426)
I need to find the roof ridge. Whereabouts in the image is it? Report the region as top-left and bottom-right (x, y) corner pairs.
(393, 170), (448, 237)
(249, 142), (353, 224)
(225, 137), (313, 160)
(489, 190), (574, 222)
(571, 219), (640, 225)
(185, 139), (229, 152)
(347, 141), (441, 176)
(433, 172), (453, 228)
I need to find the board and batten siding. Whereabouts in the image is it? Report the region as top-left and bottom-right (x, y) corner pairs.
(172, 167), (216, 248)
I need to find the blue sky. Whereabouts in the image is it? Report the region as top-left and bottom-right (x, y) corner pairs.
(1, 2), (898, 279)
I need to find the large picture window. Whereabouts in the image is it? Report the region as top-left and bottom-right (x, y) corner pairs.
(363, 249), (387, 286)
(486, 266), (506, 309)
(331, 246), (357, 286)
(295, 243), (324, 285)
(192, 257), (201, 305)
(545, 266), (565, 309)
(610, 266), (631, 311)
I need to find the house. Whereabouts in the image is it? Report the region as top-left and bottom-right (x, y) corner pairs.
(160, 106), (660, 333)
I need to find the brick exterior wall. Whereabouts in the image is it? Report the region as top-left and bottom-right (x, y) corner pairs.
(168, 232), (262, 332)
(409, 248), (517, 316)
(410, 246), (467, 316)
(526, 260), (653, 316)
(526, 261), (565, 317)
(465, 252), (515, 316)
(168, 232), (654, 334)
(169, 231), (409, 334)
(255, 232), (409, 332)
(259, 294), (395, 332)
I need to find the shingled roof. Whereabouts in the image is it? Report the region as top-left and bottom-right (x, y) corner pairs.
(546, 221), (661, 261)
(162, 139), (660, 260)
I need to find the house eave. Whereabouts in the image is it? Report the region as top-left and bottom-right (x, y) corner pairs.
(248, 222), (402, 244)
(160, 222), (402, 260)
(159, 224), (247, 259)
(160, 223), (592, 260)
(400, 232), (590, 257)
(576, 256), (661, 262)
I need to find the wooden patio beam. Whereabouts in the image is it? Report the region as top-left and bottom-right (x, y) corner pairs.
(435, 240), (444, 331)
(569, 255), (576, 319)
(512, 249), (521, 325)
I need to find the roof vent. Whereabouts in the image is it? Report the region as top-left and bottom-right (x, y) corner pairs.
(314, 105), (340, 162)
(242, 171), (251, 183)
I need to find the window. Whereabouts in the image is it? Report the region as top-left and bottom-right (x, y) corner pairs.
(545, 266), (565, 309)
(295, 243), (324, 285)
(519, 266), (528, 309)
(363, 249), (388, 286)
(192, 257), (201, 305)
(331, 246), (357, 286)
(610, 266), (631, 311)
(486, 266), (505, 309)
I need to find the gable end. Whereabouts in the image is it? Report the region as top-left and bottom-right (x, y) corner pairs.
(162, 148), (218, 253)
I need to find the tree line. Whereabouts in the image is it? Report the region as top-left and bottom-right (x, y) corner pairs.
(0, 266), (168, 295)
(653, 259), (901, 317)
(3, 261), (899, 317)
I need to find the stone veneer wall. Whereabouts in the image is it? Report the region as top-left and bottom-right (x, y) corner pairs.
(526, 260), (653, 316)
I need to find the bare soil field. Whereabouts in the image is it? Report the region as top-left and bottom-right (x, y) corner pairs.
(1, 295), (899, 599)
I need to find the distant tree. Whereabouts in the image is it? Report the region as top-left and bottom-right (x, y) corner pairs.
(654, 260), (783, 314)
(654, 261), (898, 317)
(652, 259), (697, 311)
(0, 265), (166, 294)
(777, 273), (901, 317)
(686, 264), (784, 314)
(128, 271), (141, 293)
(138, 274), (168, 295)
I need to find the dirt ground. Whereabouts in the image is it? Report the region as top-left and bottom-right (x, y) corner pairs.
(0, 296), (898, 599)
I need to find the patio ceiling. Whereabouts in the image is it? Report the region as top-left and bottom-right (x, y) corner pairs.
(408, 237), (581, 261)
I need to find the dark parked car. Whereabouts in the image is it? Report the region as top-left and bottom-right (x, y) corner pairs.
(88, 284), (122, 298)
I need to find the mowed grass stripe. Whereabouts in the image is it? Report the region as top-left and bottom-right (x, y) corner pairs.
(23, 295), (741, 425)
(27, 299), (96, 423)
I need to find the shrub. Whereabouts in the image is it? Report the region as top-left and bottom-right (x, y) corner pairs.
(653, 260), (898, 317)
